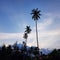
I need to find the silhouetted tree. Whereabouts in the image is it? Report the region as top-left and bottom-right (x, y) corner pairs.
(49, 49), (60, 60)
(23, 26), (31, 45)
(23, 32), (28, 45)
(1, 44), (7, 60)
(22, 41), (27, 52)
(2, 44), (7, 54)
(7, 45), (12, 54)
(13, 41), (19, 51)
(31, 8), (41, 48)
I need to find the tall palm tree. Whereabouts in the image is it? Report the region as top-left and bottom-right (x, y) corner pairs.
(31, 8), (41, 48)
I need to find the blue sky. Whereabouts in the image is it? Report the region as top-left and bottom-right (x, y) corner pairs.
(0, 0), (60, 49)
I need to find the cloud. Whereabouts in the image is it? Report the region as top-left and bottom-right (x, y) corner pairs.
(27, 13), (60, 49)
(28, 29), (60, 48)
(0, 33), (23, 40)
(0, 33), (25, 46)
(38, 19), (53, 30)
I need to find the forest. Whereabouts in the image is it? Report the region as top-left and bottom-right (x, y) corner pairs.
(0, 43), (60, 60)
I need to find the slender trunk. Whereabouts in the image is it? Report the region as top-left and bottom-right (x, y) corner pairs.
(25, 39), (27, 46)
(35, 20), (39, 48)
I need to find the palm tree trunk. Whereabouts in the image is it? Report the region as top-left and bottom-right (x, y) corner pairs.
(35, 20), (39, 48)
(25, 39), (27, 46)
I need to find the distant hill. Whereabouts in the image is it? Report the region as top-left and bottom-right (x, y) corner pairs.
(13, 43), (53, 55)
(40, 48), (52, 55)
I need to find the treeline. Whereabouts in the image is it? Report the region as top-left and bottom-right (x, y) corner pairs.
(0, 44), (39, 60)
(0, 44), (60, 60)
(40, 49), (60, 60)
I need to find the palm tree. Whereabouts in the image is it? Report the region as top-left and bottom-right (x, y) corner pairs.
(31, 8), (41, 48)
(23, 26), (31, 45)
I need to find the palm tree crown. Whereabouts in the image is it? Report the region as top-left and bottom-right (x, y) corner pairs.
(25, 26), (31, 34)
(31, 8), (41, 20)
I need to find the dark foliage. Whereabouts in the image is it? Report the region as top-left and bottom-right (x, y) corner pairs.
(0, 45), (60, 60)
(31, 8), (41, 20)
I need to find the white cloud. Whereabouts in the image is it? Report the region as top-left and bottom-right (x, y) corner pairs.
(27, 29), (60, 48)
(38, 19), (53, 30)
(0, 33), (23, 39)
(27, 13), (60, 49)
(0, 33), (25, 46)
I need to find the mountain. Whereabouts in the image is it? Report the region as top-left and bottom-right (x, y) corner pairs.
(14, 43), (52, 55)
(40, 48), (53, 55)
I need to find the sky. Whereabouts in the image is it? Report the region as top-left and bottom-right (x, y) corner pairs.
(0, 0), (60, 49)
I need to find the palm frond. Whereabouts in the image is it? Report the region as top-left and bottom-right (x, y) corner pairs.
(31, 8), (41, 20)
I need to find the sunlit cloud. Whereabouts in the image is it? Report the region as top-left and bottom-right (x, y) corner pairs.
(0, 33), (23, 39)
